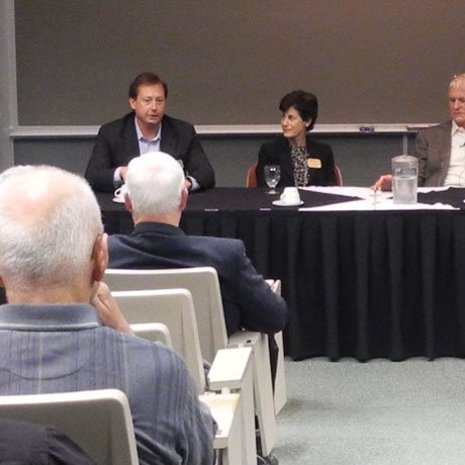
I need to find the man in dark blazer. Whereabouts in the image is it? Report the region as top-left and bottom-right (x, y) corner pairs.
(372, 73), (465, 190)
(107, 152), (288, 377)
(85, 72), (215, 193)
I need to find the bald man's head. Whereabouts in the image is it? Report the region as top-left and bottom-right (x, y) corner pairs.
(0, 166), (104, 291)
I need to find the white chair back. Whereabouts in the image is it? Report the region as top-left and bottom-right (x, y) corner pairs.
(105, 267), (228, 362)
(130, 322), (173, 347)
(111, 288), (206, 393)
(0, 389), (138, 465)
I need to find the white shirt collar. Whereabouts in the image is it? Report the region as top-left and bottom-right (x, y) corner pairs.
(451, 120), (465, 136)
(134, 117), (161, 142)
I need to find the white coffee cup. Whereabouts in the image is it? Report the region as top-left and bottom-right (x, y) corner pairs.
(113, 185), (126, 202)
(280, 187), (301, 204)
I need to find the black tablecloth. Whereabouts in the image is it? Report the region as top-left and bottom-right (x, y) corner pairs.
(418, 187), (465, 209)
(98, 187), (465, 361)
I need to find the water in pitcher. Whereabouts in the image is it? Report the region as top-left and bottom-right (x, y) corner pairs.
(391, 154), (418, 204)
(393, 174), (417, 204)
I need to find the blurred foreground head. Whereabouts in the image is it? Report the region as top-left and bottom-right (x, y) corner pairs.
(0, 165), (105, 297)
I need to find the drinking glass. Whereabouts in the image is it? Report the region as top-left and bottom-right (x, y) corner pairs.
(264, 164), (281, 194)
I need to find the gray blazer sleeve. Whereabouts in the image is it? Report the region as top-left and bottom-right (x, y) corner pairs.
(414, 122), (452, 187)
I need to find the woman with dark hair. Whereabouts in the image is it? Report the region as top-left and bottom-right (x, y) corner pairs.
(256, 90), (337, 187)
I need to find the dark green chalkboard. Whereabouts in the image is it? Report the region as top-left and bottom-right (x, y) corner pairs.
(15, 0), (465, 126)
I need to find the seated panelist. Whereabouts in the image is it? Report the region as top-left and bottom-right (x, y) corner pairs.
(257, 90), (337, 188)
(85, 72), (215, 193)
(372, 73), (465, 191)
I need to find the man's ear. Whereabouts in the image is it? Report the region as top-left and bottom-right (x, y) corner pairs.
(91, 233), (109, 282)
(305, 119), (312, 128)
(124, 193), (134, 214)
(128, 97), (136, 111)
(180, 188), (189, 212)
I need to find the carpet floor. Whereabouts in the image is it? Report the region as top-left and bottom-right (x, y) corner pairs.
(273, 357), (465, 465)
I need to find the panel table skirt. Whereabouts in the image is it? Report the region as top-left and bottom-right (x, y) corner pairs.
(181, 209), (465, 361)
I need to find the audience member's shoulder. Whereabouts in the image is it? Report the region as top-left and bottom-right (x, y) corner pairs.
(107, 232), (125, 246)
(103, 326), (185, 365)
(195, 234), (244, 250)
(209, 237), (248, 260)
(100, 326), (195, 387)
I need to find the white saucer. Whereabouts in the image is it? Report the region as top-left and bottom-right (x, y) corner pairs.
(112, 197), (125, 204)
(272, 200), (304, 207)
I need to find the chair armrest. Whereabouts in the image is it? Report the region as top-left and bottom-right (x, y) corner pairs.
(228, 330), (262, 349)
(208, 347), (252, 391)
(228, 331), (277, 456)
(199, 392), (240, 447)
(203, 346), (257, 464)
(265, 279), (281, 295)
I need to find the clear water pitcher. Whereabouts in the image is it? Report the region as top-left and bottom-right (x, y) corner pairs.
(391, 154), (418, 204)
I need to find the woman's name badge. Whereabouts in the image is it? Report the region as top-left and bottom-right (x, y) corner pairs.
(307, 158), (322, 169)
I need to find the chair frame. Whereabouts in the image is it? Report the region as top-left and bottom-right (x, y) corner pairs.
(112, 288), (206, 392)
(111, 289), (256, 465)
(130, 321), (172, 347)
(246, 162), (258, 188)
(106, 267), (227, 362)
(105, 266), (279, 456)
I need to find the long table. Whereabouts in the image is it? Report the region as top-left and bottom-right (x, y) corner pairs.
(98, 187), (465, 361)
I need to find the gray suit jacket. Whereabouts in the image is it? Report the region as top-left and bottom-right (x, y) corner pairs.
(415, 121), (452, 186)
